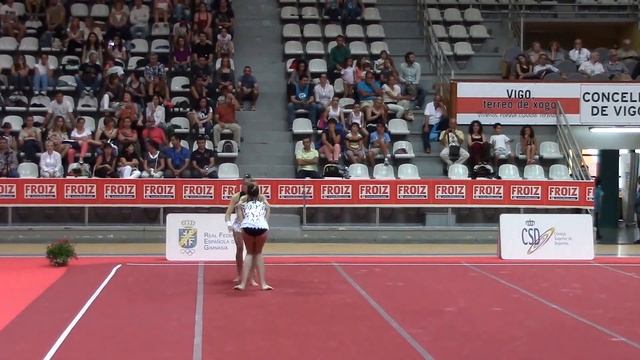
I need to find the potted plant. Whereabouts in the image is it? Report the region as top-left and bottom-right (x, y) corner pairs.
(46, 239), (78, 267)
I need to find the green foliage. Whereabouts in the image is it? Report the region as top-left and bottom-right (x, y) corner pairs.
(45, 240), (78, 267)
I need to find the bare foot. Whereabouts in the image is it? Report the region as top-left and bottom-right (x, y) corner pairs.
(233, 284), (245, 291)
(250, 279), (259, 287)
(261, 284), (273, 291)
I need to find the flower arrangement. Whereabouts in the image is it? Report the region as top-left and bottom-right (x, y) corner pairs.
(45, 239), (78, 267)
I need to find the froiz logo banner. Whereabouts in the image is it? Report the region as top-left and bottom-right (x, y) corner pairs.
(520, 219), (555, 255)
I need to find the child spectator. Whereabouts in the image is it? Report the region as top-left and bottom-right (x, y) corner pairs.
(489, 123), (514, 167)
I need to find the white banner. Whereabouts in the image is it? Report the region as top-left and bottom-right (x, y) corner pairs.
(499, 214), (594, 260)
(166, 213), (237, 261)
(579, 83), (640, 125)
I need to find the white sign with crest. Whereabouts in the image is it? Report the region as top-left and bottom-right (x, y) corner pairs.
(166, 213), (237, 261)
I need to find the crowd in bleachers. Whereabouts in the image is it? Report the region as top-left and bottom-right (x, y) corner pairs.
(0, 0), (258, 178)
(504, 38), (640, 81)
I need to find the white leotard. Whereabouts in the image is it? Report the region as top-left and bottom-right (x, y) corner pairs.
(240, 200), (269, 230)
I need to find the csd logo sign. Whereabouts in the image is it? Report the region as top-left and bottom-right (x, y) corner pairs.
(435, 184), (465, 200)
(321, 184), (352, 200)
(0, 184), (16, 199)
(510, 185), (541, 201)
(359, 184), (390, 200)
(396, 184), (427, 199)
(183, 184), (214, 200)
(143, 184), (175, 199)
(104, 184), (136, 199)
(548, 186), (578, 201)
(64, 184), (97, 199)
(473, 185), (503, 200)
(278, 184), (313, 200)
(24, 184), (56, 199)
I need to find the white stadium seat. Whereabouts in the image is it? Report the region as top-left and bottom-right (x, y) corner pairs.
(303, 24), (322, 40)
(284, 41), (304, 57)
(373, 163), (395, 179)
(443, 8), (463, 23)
(0, 54), (13, 71)
(77, 96), (98, 113)
(448, 164), (468, 179)
(18, 163), (39, 178)
(301, 7), (320, 20)
(349, 41), (369, 57)
(2, 116), (23, 132)
(170, 117), (190, 134)
(130, 39), (149, 55)
(280, 6), (299, 21)
(0, 37), (18, 51)
(70, 3), (89, 18)
(539, 141), (563, 160)
(470, 25), (490, 40)
(464, 8), (484, 23)
(549, 164), (571, 180)
(18, 37), (39, 52)
(90, 4), (110, 20)
(363, 7), (381, 22)
(292, 118), (314, 135)
(30, 95), (51, 113)
(346, 24), (365, 39)
(309, 59), (328, 74)
(283, 24), (302, 39)
(366, 24), (385, 39)
(432, 25), (448, 40)
(524, 164), (546, 180)
(370, 41), (389, 55)
(218, 163), (240, 179)
(151, 39), (171, 53)
(454, 42), (475, 56)
(324, 24), (343, 38)
(392, 141), (415, 160)
(388, 119), (410, 136)
(170, 76), (191, 94)
(398, 164), (420, 179)
(426, 8), (442, 22)
(348, 164), (370, 179)
(305, 41), (325, 56)
(449, 25), (469, 41)
(439, 42), (454, 56)
(498, 164), (521, 180)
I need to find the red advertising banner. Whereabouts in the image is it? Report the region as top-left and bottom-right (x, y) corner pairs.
(0, 178), (594, 208)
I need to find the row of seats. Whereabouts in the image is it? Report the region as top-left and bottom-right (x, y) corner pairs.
(279, 0), (378, 5)
(282, 23), (385, 41)
(281, 6), (382, 22)
(284, 40), (390, 59)
(0, 37), (172, 56)
(449, 163), (572, 180)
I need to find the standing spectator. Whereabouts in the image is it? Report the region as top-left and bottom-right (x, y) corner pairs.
(146, 95), (166, 128)
(106, 1), (131, 40)
(192, 32), (215, 64)
(144, 53), (166, 97)
(526, 41), (546, 65)
(579, 51), (605, 77)
(532, 54), (559, 79)
(165, 135), (191, 178)
(141, 118), (168, 148)
(189, 97), (214, 136)
(76, 52), (103, 97)
(357, 72), (383, 109)
(367, 122), (391, 167)
(286, 75), (316, 130)
(439, 118), (469, 168)
(314, 73), (334, 114)
(399, 52), (425, 109)
(342, 0), (364, 25)
(46, 92), (76, 131)
(117, 143), (142, 178)
(520, 125), (537, 164)
(214, 0), (235, 35)
(193, 2), (213, 40)
(320, 118), (342, 164)
(382, 75), (414, 121)
(295, 137), (320, 178)
(489, 123), (514, 167)
(466, 120), (490, 168)
(0, 137), (18, 178)
(33, 54), (54, 96)
(190, 136), (217, 178)
(141, 140), (166, 178)
(569, 38), (590, 66)
(548, 40), (566, 65)
(215, 27), (234, 58)
(10, 55), (30, 94)
(605, 50), (630, 79)
(213, 93), (241, 145)
(93, 143), (118, 178)
(328, 36), (351, 81)
(289, 59), (311, 85)
(173, 36), (192, 73)
(19, 115), (42, 163)
(130, 0), (151, 39)
(341, 57), (356, 98)
(345, 123), (365, 164)
(237, 66), (259, 111)
(1, 0), (26, 40)
(39, 140), (63, 177)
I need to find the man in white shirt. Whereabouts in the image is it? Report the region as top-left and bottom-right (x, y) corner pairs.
(313, 73), (334, 113)
(130, 0), (150, 39)
(439, 118), (468, 167)
(489, 123), (514, 167)
(423, 94), (447, 153)
(569, 38), (591, 66)
(579, 51), (605, 77)
(45, 91), (76, 130)
(533, 54), (560, 78)
(382, 75), (413, 121)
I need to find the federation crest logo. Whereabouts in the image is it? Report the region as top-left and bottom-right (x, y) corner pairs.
(178, 220), (197, 256)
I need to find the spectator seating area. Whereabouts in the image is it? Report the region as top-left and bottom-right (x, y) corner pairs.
(0, 0), (248, 178)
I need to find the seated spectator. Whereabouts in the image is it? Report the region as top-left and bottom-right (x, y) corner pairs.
(173, 36), (192, 73)
(82, 33), (103, 64)
(173, 19), (192, 46)
(193, 2), (213, 40)
(192, 32), (215, 64)
(365, 98), (388, 134)
(215, 27), (235, 58)
(67, 162), (91, 177)
(107, 36), (128, 64)
(532, 54), (559, 79)
(76, 52), (103, 97)
(93, 142), (118, 178)
(354, 56), (371, 84)
(520, 125), (537, 164)
(1, 123), (16, 151)
(191, 76), (209, 104)
(357, 72), (383, 109)
(287, 75), (317, 130)
(33, 54), (55, 96)
(618, 39), (639, 77)
(117, 117), (139, 154)
(70, 117), (100, 163)
(399, 52), (425, 110)
(569, 38), (590, 66)
(342, 0), (364, 25)
(0, 137), (18, 178)
(19, 115), (42, 163)
(1, 0), (25, 41)
(165, 135), (191, 178)
(323, 0), (341, 23)
(374, 50), (397, 79)
(489, 123), (514, 167)
(328, 36), (351, 81)
(320, 118), (342, 164)
(10, 55), (29, 95)
(341, 57), (356, 98)
(83, 18), (104, 43)
(193, 58), (215, 95)
(606, 50), (630, 79)
(347, 103), (365, 138)
(314, 73), (334, 114)
(382, 75), (414, 121)
(439, 118), (469, 168)
(214, 0), (235, 35)
(189, 97), (214, 136)
(295, 137), (321, 178)
(320, 97), (345, 129)
(289, 59), (311, 85)
(579, 52), (605, 77)
(130, 0), (151, 39)
(47, 116), (75, 164)
(26, 0), (42, 17)
(515, 54), (533, 79)
(107, 1), (131, 40)
(95, 116), (119, 147)
(173, 0), (191, 22)
(467, 120), (491, 168)
(345, 123), (365, 164)
(527, 41), (546, 65)
(213, 93), (241, 145)
(39, 140), (63, 177)
(141, 140), (165, 178)
(117, 143), (142, 178)
(101, 74), (125, 112)
(190, 136), (217, 178)
(126, 72), (146, 108)
(215, 56), (236, 94)
(119, 92), (142, 126)
(367, 122), (391, 167)
(44, 0), (66, 41)
(46, 92), (76, 131)
(154, 0), (171, 24)
(144, 53), (167, 97)
(237, 66), (259, 111)
(141, 118), (168, 148)
(548, 40), (566, 65)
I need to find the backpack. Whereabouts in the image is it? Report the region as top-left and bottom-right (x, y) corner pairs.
(471, 164), (494, 179)
(221, 140), (234, 154)
(323, 164), (342, 178)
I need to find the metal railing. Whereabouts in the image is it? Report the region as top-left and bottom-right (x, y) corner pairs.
(556, 101), (590, 181)
(507, 1), (524, 50)
(418, 4), (455, 93)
